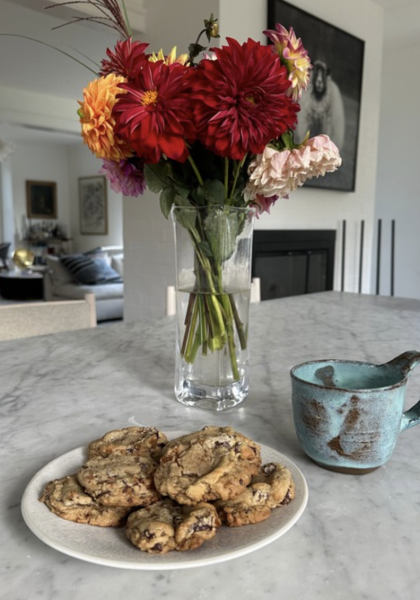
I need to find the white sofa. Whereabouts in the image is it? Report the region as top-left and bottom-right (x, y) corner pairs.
(43, 247), (124, 322)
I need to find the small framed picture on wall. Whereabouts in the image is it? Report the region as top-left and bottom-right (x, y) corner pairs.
(79, 176), (108, 235)
(26, 181), (57, 219)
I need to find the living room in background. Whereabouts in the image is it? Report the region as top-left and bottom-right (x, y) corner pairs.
(26, 180), (57, 219)
(79, 176), (108, 235)
(267, 0), (365, 192)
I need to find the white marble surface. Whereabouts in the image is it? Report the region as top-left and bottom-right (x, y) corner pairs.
(1, 291), (420, 600)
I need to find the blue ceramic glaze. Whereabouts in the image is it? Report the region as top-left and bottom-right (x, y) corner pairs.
(290, 351), (420, 473)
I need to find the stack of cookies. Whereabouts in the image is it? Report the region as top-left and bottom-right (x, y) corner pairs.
(40, 425), (295, 554)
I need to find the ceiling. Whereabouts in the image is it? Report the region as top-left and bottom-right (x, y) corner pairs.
(0, 121), (82, 146)
(0, 0), (419, 146)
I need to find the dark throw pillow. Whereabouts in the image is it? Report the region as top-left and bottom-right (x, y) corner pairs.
(60, 254), (123, 285)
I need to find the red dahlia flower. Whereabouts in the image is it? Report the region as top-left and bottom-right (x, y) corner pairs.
(99, 37), (149, 79)
(191, 38), (300, 160)
(113, 60), (195, 163)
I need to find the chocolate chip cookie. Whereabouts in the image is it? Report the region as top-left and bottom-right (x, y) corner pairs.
(215, 462), (295, 527)
(76, 455), (160, 507)
(40, 474), (131, 526)
(88, 426), (167, 461)
(126, 499), (221, 554)
(154, 426), (261, 505)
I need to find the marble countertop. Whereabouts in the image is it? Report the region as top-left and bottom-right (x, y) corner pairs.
(1, 292), (420, 600)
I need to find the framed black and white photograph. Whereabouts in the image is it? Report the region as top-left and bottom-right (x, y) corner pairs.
(267, 1), (365, 192)
(26, 181), (57, 219)
(79, 176), (108, 235)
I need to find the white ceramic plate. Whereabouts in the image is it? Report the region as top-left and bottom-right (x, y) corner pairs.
(21, 431), (308, 570)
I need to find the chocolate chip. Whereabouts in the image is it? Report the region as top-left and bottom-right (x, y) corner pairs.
(281, 489), (292, 505)
(262, 463), (276, 474)
(193, 523), (213, 532)
(152, 543), (163, 552)
(143, 529), (155, 540)
(253, 489), (269, 501)
(215, 441), (232, 449)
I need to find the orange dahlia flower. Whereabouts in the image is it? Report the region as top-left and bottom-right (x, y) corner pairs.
(77, 74), (132, 161)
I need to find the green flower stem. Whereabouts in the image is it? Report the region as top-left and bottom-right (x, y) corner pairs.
(195, 266), (208, 353)
(189, 328), (202, 363)
(224, 158), (229, 199)
(198, 295), (208, 356)
(180, 292), (196, 356)
(187, 155), (204, 186)
(190, 237), (226, 338)
(228, 293), (247, 350)
(203, 295), (214, 338)
(184, 295), (200, 362)
(229, 154), (248, 201)
(180, 232), (227, 360)
(120, 0), (133, 37)
(178, 211), (247, 382)
(221, 293), (240, 380)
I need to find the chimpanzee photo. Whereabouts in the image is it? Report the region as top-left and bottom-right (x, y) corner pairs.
(267, 1), (364, 191)
(295, 60), (345, 150)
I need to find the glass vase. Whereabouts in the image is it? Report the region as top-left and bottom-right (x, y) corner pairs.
(171, 205), (256, 411)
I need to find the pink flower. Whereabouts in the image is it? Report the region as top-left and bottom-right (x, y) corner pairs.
(244, 134), (342, 202)
(100, 158), (146, 196)
(251, 194), (279, 217)
(264, 24), (312, 101)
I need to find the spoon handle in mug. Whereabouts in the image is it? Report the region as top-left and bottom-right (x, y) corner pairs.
(401, 400), (420, 431)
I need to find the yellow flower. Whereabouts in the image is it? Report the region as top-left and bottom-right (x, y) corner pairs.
(77, 74), (131, 161)
(148, 46), (188, 66)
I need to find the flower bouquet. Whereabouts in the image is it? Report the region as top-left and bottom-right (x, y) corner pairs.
(48, 1), (342, 409)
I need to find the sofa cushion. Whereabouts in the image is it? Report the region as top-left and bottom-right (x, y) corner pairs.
(45, 255), (74, 285)
(85, 247), (112, 265)
(111, 254), (124, 278)
(54, 282), (124, 301)
(60, 253), (123, 285)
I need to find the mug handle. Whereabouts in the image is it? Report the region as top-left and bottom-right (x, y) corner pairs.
(401, 400), (420, 431)
(385, 351), (420, 432)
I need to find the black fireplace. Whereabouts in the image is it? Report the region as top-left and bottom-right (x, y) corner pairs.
(252, 230), (336, 300)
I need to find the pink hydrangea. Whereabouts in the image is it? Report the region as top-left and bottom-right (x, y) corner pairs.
(100, 158), (146, 196)
(245, 134), (342, 208)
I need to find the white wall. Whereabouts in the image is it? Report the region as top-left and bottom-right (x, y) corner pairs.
(10, 141), (72, 242)
(123, 0), (385, 322)
(68, 145), (123, 252)
(374, 42), (420, 299)
(0, 0), (123, 253)
(0, 138), (123, 253)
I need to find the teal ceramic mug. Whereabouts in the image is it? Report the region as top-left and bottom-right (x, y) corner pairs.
(290, 351), (420, 473)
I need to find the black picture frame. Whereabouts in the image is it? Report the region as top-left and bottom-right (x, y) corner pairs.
(26, 181), (57, 219)
(267, 1), (365, 192)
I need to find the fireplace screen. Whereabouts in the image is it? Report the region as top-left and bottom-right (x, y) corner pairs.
(252, 230), (336, 300)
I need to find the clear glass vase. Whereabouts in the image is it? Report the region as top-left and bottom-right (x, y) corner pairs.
(171, 205), (256, 411)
